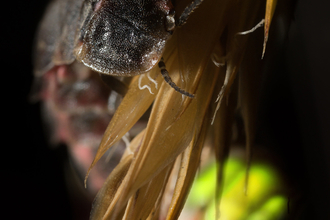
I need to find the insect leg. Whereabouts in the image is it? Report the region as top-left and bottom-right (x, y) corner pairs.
(176, 0), (204, 27)
(158, 58), (194, 98)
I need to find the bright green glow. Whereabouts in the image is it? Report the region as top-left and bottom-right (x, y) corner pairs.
(183, 155), (286, 220)
(186, 158), (245, 208)
(247, 196), (287, 220)
(185, 162), (216, 207)
(221, 158), (245, 195)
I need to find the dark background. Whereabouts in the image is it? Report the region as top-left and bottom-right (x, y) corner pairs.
(2, 0), (330, 219)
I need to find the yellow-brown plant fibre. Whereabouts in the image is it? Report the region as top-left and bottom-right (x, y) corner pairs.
(87, 0), (278, 219)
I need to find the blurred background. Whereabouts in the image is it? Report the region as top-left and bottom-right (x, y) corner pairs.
(2, 0), (330, 219)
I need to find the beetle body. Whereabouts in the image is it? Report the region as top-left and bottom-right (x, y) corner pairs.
(34, 0), (174, 77)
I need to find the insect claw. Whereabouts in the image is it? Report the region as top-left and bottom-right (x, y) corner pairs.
(147, 71), (158, 89)
(138, 74), (155, 94)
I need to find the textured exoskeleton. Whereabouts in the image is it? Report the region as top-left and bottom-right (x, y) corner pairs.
(34, 0), (174, 77)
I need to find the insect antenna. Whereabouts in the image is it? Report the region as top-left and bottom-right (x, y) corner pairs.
(176, 0), (204, 27)
(158, 58), (194, 98)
